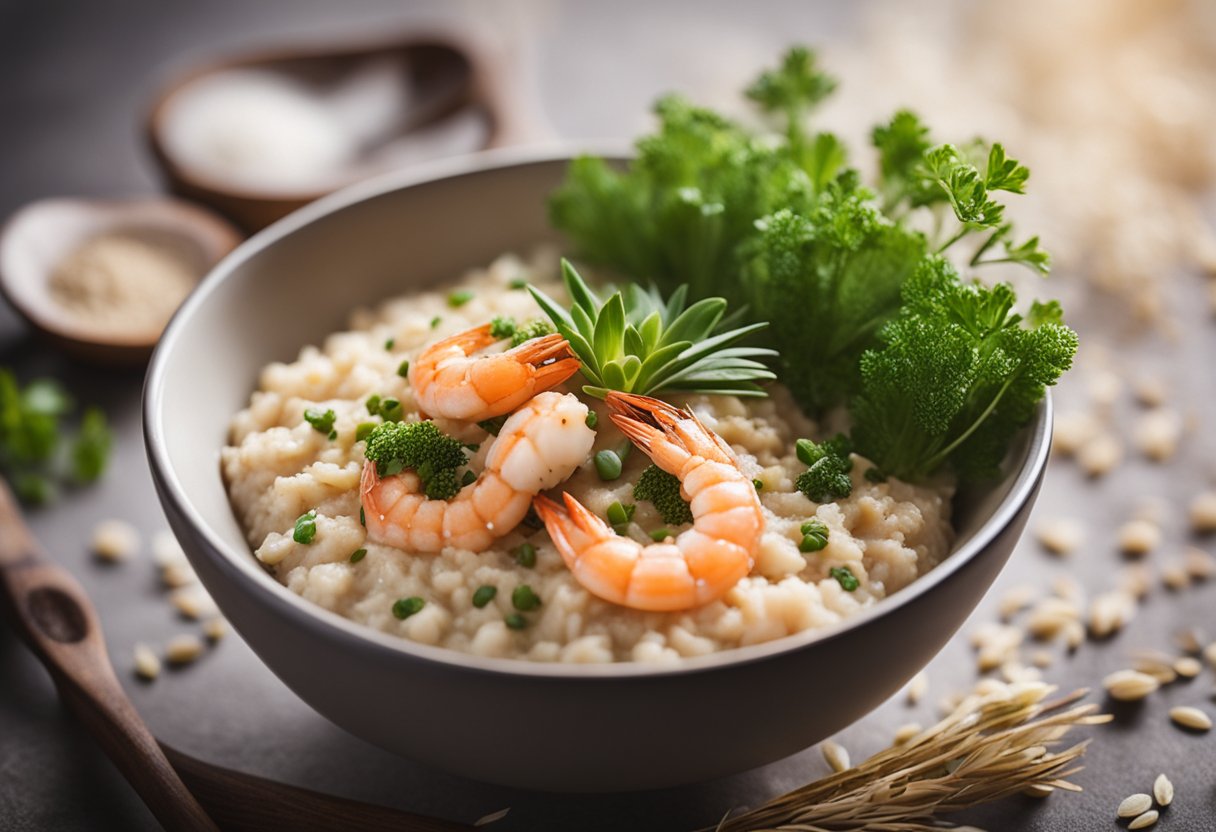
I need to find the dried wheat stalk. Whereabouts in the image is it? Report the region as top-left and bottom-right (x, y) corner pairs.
(709, 683), (1109, 832)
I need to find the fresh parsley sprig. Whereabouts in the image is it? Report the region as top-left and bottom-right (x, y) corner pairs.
(528, 260), (776, 399)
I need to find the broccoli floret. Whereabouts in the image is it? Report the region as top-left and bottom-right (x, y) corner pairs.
(510, 319), (555, 347)
(633, 464), (693, 526)
(794, 435), (853, 503)
(489, 316), (517, 340)
(363, 420), (467, 500)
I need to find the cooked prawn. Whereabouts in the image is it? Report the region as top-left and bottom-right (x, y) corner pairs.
(534, 391), (764, 611)
(362, 391), (595, 553)
(409, 323), (581, 421)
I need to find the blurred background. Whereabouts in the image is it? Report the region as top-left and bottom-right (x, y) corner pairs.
(1, 1), (1214, 830)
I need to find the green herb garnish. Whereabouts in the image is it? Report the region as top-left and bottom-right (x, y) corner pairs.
(508, 277), (529, 290)
(430, 316), (442, 329)
(799, 519), (829, 553)
(448, 290), (474, 307)
(392, 596), (426, 619)
(606, 500), (635, 534)
(851, 258), (1077, 482)
(594, 449), (623, 481)
(504, 613), (527, 630)
(649, 528), (674, 542)
(349, 548), (367, 563)
(293, 510), (318, 544)
(477, 415), (507, 436)
(363, 421), (467, 500)
(512, 584), (541, 611)
(632, 464), (692, 526)
(489, 316), (516, 339)
(529, 260), (776, 400)
(384, 337), (395, 350)
(584, 410), (598, 429)
(509, 319), (555, 348)
(355, 422), (377, 441)
(304, 407), (336, 435)
(0, 370), (112, 502)
(829, 566), (859, 591)
(397, 361), (410, 378)
(514, 542), (537, 568)
(472, 585), (497, 608)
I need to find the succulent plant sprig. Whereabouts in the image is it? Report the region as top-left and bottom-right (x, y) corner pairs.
(529, 260), (777, 400)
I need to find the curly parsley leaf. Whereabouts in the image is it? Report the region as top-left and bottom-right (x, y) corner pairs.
(850, 257), (1077, 482)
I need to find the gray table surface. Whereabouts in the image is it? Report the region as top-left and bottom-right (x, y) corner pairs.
(2, 1), (1214, 830)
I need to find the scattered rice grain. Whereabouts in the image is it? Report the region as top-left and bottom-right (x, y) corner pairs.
(1162, 561), (1190, 590)
(906, 671), (928, 705)
(165, 634), (204, 665)
(1153, 773), (1173, 806)
(1027, 598), (1079, 640)
(1129, 809), (1159, 829)
(1036, 518), (1085, 555)
(1133, 378), (1169, 408)
(1184, 547), (1214, 580)
(1077, 433), (1122, 477)
(893, 723), (922, 745)
(170, 586), (218, 620)
(821, 739), (850, 772)
(202, 617), (227, 642)
(151, 530), (189, 569)
(133, 643), (160, 680)
(91, 519), (139, 563)
(1089, 591), (1137, 638)
(1134, 408), (1182, 461)
(1118, 519), (1161, 557)
(1189, 491), (1216, 533)
(1117, 793), (1152, 817)
(1103, 669), (1159, 701)
(1168, 705), (1212, 731)
(474, 808), (510, 827)
(997, 585), (1038, 620)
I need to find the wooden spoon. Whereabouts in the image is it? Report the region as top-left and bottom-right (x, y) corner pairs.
(0, 479), (474, 831)
(0, 478), (219, 831)
(0, 196), (241, 365)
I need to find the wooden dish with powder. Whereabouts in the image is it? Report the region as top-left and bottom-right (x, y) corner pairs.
(0, 197), (240, 365)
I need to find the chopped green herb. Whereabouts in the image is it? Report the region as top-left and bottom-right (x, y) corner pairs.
(378, 398), (404, 423)
(633, 464), (692, 526)
(360, 506), (365, 526)
(512, 584), (541, 611)
(509, 319), (555, 347)
(829, 565), (859, 591)
(392, 596), (426, 619)
(397, 360), (410, 378)
(504, 612), (527, 630)
(514, 542), (537, 568)
(489, 316), (517, 339)
(650, 528), (673, 542)
(472, 585), (497, 608)
(384, 337), (395, 350)
(594, 449), (623, 481)
(356, 422), (377, 441)
(753, 478), (764, 491)
(799, 518), (830, 552)
(304, 407), (337, 435)
(477, 415), (507, 436)
(447, 290), (474, 308)
(71, 407), (110, 483)
(430, 316), (442, 329)
(585, 410), (598, 429)
(349, 548), (367, 563)
(461, 469), (476, 487)
(364, 420), (467, 500)
(293, 510), (318, 544)
(606, 500), (635, 533)
(508, 277), (529, 290)
(366, 394), (381, 414)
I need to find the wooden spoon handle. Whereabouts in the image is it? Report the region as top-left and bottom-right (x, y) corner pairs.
(0, 483), (219, 831)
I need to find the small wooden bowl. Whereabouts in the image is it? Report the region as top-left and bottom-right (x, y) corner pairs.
(0, 197), (241, 365)
(145, 31), (530, 233)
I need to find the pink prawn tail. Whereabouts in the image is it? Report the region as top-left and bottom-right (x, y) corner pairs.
(533, 492), (614, 571)
(510, 332), (582, 391)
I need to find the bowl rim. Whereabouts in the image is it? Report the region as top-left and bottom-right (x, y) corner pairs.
(144, 142), (1053, 681)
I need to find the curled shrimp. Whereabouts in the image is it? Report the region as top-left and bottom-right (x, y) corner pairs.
(362, 392), (596, 553)
(534, 392), (764, 611)
(409, 323), (581, 422)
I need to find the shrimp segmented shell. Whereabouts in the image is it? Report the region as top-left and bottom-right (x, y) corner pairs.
(409, 323), (581, 421)
(534, 392), (764, 611)
(361, 392), (596, 553)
